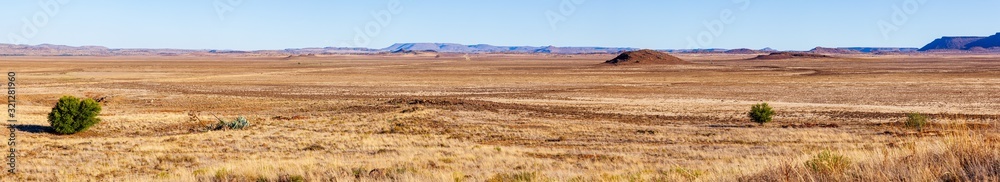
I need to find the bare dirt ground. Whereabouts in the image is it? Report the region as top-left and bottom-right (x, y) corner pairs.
(1, 54), (998, 181)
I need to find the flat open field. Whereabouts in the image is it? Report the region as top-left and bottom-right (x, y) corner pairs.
(1, 54), (999, 181)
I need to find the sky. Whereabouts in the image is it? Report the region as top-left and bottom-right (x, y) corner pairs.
(1, 0), (999, 51)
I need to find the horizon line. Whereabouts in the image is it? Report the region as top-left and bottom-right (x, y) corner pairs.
(0, 42), (927, 52)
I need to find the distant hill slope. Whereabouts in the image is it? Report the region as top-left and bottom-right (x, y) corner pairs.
(839, 47), (918, 53)
(810, 47), (861, 54)
(749, 52), (834, 60)
(0, 44), (109, 56)
(806, 47), (918, 54)
(10, 36), (999, 56)
(723, 48), (764, 54)
(383, 43), (474, 53)
(382, 43), (638, 54)
(964, 33), (1000, 49)
(919, 36), (986, 51)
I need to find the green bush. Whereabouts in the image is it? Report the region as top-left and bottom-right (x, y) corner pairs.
(905, 113), (928, 131)
(210, 116), (250, 130)
(748, 103), (775, 125)
(47, 96), (102, 134)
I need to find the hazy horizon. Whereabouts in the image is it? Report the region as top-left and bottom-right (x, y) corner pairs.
(3, 0), (999, 50)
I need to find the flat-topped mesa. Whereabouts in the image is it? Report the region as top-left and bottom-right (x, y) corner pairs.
(964, 33), (1000, 50)
(919, 36), (987, 51)
(604, 49), (688, 65)
(749, 52), (834, 60)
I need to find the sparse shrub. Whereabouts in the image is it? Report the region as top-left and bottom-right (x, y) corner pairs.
(905, 112), (928, 131)
(301, 144), (325, 151)
(351, 167), (368, 179)
(214, 168), (232, 180)
(289, 175), (305, 182)
(672, 167), (705, 181)
(636, 129), (656, 135)
(209, 116), (250, 130)
(599, 172), (644, 182)
(348, 166), (413, 180)
(545, 136), (566, 142)
(748, 102), (775, 125)
(155, 172), (170, 179)
(275, 174), (305, 182)
(386, 121), (405, 134)
(47, 95), (102, 134)
(439, 157), (455, 164)
(804, 150), (850, 174)
(452, 172), (467, 182)
(486, 171), (545, 182)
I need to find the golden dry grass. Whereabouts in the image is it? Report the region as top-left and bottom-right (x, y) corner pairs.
(740, 119), (999, 181)
(0, 54), (998, 181)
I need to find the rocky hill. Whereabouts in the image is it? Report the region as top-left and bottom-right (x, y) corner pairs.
(604, 49), (688, 65)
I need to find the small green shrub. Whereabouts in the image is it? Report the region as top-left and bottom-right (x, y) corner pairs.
(47, 96), (102, 134)
(748, 102), (775, 125)
(351, 167), (368, 179)
(210, 116), (250, 130)
(905, 113), (928, 131)
(804, 150), (850, 174)
(288, 175), (305, 182)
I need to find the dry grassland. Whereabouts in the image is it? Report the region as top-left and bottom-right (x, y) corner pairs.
(0, 54), (998, 181)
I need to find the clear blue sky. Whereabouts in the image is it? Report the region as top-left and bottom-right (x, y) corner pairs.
(2, 0), (999, 50)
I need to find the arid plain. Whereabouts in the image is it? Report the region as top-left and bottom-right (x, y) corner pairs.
(1, 53), (998, 181)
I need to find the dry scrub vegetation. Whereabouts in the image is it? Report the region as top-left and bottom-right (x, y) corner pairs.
(742, 119), (999, 181)
(0, 54), (998, 181)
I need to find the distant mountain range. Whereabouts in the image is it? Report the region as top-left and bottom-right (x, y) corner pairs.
(382, 43), (638, 54)
(0, 43), (925, 56)
(1, 32), (998, 56)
